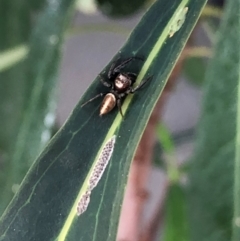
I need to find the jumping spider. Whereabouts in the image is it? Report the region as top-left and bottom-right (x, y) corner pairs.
(81, 56), (152, 117)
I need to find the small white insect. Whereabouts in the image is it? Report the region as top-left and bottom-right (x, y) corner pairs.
(169, 7), (188, 38)
(76, 135), (116, 216)
(88, 135), (116, 190)
(77, 190), (91, 216)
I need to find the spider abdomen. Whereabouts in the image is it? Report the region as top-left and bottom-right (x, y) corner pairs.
(100, 93), (116, 116)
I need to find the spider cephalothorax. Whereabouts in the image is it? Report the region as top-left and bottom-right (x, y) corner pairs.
(81, 57), (152, 117)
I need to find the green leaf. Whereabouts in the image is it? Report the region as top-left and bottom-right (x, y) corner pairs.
(163, 183), (189, 241)
(0, 0), (74, 215)
(152, 141), (165, 168)
(156, 123), (175, 154)
(188, 0), (240, 240)
(0, 0), (207, 240)
(183, 57), (206, 86)
(0, 0), (31, 214)
(0, 45), (29, 72)
(155, 123), (179, 180)
(96, 0), (147, 18)
(201, 5), (222, 43)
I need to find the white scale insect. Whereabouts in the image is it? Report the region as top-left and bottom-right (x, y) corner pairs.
(77, 135), (116, 216)
(169, 7), (188, 38)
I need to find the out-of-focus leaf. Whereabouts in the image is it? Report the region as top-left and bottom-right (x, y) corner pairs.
(183, 57), (206, 86)
(201, 4), (223, 42)
(163, 183), (189, 241)
(0, 1), (207, 240)
(156, 123), (175, 154)
(96, 0), (147, 17)
(0, 0), (75, 215)
(208, 0), (225, 7)
(76, 0), (98, 14)
(152, 141), (165, 168)
(153, 123), (175, 169)
(30, 0), (46, 11)
(188, 0), (240, 240)
(0, 45), (29, 72)
(0, 0), (31, 215)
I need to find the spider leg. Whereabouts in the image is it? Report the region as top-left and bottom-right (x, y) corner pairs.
(81, 93), (105, 107)
(125, 72), (137, 83)
(130, 75), (153, 93)
(117, 98), (124, 118)
(108, 57), (121, 79)
(108, 57), (144, 79)
(98, 74), (111, 88)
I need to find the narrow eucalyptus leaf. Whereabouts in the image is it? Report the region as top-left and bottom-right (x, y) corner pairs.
(189, 0), (240, 240)
(163, 184), (189, 241)
(183, 57), (206, 86)
(0, 0), (75, 217)
(0, 0), (207, 240)
(0, 45), (29, 72)
(0, 0), (31, 215)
